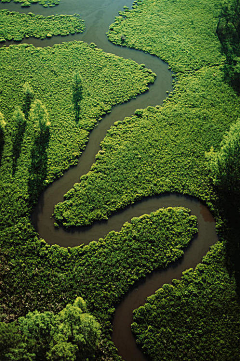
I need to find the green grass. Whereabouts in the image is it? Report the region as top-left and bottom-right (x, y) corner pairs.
(54, 66), (240, 227)
(0, 9), (85, 42)
(108, 0), (224, 72)
(50, 0), (240, 359)
(0, 207), (197, 358)
(132, 242), (240, 361)
(0, 41), (155, 229)
(0, 0), (60, 7)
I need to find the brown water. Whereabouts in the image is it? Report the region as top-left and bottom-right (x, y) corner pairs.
(0, 2), (218, 360)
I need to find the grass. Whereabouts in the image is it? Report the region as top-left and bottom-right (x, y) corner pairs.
(0, 9), (85, 42)
(0, 207), (197, 358)
(0, 40), (155, 229)
(1, 0), (240, 359)
(54, 66), (240, 227)
(0, 0), (60, 7)
(132, 242), (240, 360)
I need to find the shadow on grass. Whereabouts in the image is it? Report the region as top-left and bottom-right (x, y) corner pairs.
(28, 128), (50, 206)
(215, 190), (240, 297)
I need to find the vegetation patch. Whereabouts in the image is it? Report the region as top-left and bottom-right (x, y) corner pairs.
(132, 242), (240, 360)
(0, 41), (155, 228)
(54, 66), (240, 227)
(0, 297), (101, 361)
(50, 0), (240, 359)
(0, 0), (60, 7)
(107, 0), (224, 73)
(0, 207), (197, 358)
(0, 9), (85, 42)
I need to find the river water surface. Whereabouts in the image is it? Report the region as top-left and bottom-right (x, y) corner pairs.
(0, 1), (218, 360)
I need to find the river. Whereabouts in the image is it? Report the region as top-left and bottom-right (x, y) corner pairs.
(0, 1), (218, 360)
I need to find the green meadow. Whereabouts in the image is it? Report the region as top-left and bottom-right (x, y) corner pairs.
(0, 9), (85, 42)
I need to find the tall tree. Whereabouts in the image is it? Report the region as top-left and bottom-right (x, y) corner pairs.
(28, 99), (51, 203)
(217, 0), (240, 91)
(0, 112), (6, 166)
(206, 117), (240, 194)
(54, 297), (101, 361)
(206, 117), (240, 295)
(29, 99), (50, 133)
(22, 82), (34, 118)
(72, 72), (83, 122)
(12, 107), (26, 175)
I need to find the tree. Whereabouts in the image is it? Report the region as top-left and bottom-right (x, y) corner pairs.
(217, 0), (240, 91)
(0, 321), (22, 360)
(0, 111), (6, 141)
(18, 311), (57, 360)
(12, 107), (26, 174)
(0, 297), (101, 361)
(22, 82), (34, 118)
(72, 72), (83, 122)
(206, 117), (240, 295)
(28, 99), (50, 203)
(29, 99), (50, 133)
(51, 297), (101, 361)
(206, 117), (240, 194)
(0, 112), (6, 166)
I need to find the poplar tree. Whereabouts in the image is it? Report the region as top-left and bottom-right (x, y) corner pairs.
(22, 82), (34, 118)
(0, 112), (6, 140)
(29, 99), (50, 132)
(0, 112), (6, 161)
(72, 72), (83, 121)
(12, 107), (26, 174)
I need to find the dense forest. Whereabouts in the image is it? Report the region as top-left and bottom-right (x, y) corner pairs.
(0, 0), (240, 360)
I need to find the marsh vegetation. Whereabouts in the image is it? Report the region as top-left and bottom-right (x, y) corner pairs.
(0, 0), (240, 360)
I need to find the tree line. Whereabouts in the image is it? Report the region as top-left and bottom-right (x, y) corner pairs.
(217, 0), (240, 92)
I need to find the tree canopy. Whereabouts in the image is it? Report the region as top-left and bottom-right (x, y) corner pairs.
(0, 297), (101, 361)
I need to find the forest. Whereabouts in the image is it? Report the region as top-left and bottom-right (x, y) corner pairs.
(0, 0), (240, 360)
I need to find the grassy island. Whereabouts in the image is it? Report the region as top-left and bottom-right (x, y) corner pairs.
(0, 9), (85, 42)
(0, 0), (60, 7)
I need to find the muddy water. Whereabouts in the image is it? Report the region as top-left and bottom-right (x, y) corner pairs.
(0, 1), (218, 360)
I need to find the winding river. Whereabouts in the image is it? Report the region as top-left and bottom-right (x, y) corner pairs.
(0, 1), (218, 360)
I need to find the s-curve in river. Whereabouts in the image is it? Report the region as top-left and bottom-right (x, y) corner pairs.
(0, 1), (218, 360)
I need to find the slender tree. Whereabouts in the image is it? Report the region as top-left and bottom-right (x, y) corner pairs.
(72, 72), (83, 122)
(0, 112), (6, 166)
(28, 99), (51, 203)
(29, 99), (50, 133)
(12, 107), (26, 174)
(22, 82), (34, 118)
(0, 111), (6, 140)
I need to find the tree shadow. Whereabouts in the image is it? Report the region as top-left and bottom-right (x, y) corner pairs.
(216, 0), (240, 93)
(28, 128), (50, 206)
(215, 189), (240, 297)
(0, 133), (4, 169)
(72, 73), (83, 123)
(12, 120), (27, 175)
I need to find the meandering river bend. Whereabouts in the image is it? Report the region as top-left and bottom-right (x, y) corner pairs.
(0, 1), (218, 360)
